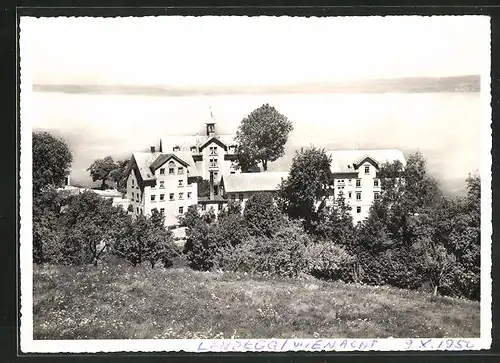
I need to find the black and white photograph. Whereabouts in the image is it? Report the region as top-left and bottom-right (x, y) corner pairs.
(19, 15), (491, 353)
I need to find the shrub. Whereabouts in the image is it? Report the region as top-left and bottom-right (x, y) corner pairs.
(305, 242), (356, 281)
(219, 220), (310, 278)
(59, 190), (128, 266)
(184, 212), (249, 271)
(113, 210), (179, 268)
(243, 192), (284, 237)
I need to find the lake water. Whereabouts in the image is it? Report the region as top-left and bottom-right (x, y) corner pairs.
(30, 91), (483, 195)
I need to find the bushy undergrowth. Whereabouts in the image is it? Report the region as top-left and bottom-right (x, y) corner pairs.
(218, 222), (310, 278)
(304, 241), (355, 282)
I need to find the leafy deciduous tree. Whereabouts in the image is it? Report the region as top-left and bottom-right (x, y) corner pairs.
(243, 192), (284, 237)
(235, 104), (293, 171)
(33, 131), (73, 194)
(87, 156), (116, 189)
(277, 147), (333, 232)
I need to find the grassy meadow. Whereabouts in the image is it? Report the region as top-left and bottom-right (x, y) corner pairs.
(33, 259), (480, 340)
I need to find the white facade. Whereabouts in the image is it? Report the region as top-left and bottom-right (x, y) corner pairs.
(325, 149), (406, 224)
(126, 154), (198, 226)
(328, 163), (382, 224)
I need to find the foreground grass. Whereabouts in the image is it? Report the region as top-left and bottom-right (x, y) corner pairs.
(33, 262), (480, 340)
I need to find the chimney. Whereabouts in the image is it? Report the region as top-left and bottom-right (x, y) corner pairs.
(150, 146), (155, 153)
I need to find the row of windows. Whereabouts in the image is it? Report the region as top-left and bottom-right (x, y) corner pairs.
(136, 206), (186, 216)
(159, 165), (184, 175)
(337, 191), (380, 201)
(336, 179), (379, 187)
(152, 207), (185, 215)
(152, 180), (184, 189)
(151, 192), (192, 202)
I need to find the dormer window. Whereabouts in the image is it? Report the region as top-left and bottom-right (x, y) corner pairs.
(190, 146), (197, 153)
(173, 146), (180, 152)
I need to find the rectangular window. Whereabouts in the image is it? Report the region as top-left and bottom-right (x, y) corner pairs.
(169, 193), (174, 201)
(160, 168), (165, 175)
(151, 195), (156, 202)
(374, 179), (379, 187)
(179, 192), (184, 200)
(179, 207), (184, 214)
(214, 186), (219, 196)
(136, 207), (139, 214)
(209, 146), (217, 155)
(160, 208), (165, 214)
(365, 166), (370, 174)
(178, 167), (184, 174)
(374, 192), (380, 200)
(201, 204), (206, 211)
(187, 192), (192, 199)
(178, 180), (184, 186)
(132, 192), (134, 199)
(356, 179), (361, 187)
(160, 194), (165, 201)
(159, 181), (165, 188)
(210, 158), (218, 167)
(132, 179), (134, 186)
(348, 192), (352, 199)
(169, 168), (174, 175)
(356, 192), (362, 201)
(239, 193), (244, 202)
(357, 206), (361, 213)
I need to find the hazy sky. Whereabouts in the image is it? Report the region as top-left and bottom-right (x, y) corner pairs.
(21, 16), (490, 194)
(22, 16), (489, 86)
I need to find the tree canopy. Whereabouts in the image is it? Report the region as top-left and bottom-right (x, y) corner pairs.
(277, 147), (333, 232)
(109, 159), (129, 194)
(87, 156), (127, 190)
(235, 104), (293, 171)
(33, 131), (73, 194)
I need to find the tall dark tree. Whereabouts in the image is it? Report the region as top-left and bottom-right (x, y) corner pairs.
(235, 104), (293, 171)
(277, 147), (333, 232)
(87, 156), (116, 189)
(32, 131), (73, 194)
(109, 159), (129, 194)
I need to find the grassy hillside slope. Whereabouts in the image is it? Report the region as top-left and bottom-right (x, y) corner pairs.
(33, 263), (480, 340)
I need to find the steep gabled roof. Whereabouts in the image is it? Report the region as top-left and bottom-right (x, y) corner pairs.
(127, 151), (200, 184)
(198, 136), (229, 151)
(222, 172), (289, 194)
(326, 149), (406, 173)
(150, 153), (189, 172)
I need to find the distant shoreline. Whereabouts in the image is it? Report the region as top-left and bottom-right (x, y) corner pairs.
(33, 75), (480, 97)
